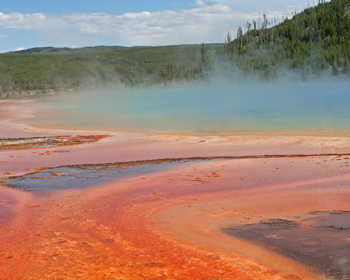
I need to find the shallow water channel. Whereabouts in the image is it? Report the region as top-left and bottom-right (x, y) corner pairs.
(224, 212), (350, 279)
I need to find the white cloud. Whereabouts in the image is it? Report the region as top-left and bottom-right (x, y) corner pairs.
(0, 12), (47, 29)
(195, 0), (208, 7)
(205, 0), (330, 12)
(15, 47), (25, 51)
(0, 1), (309, 47)
(53, 3), (259, 45)
(0, 34), (7, 39)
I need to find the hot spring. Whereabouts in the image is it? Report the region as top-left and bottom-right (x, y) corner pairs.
(30, 80), (350, 135)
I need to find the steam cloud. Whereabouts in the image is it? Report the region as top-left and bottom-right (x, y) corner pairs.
(35, 75), (350, 135)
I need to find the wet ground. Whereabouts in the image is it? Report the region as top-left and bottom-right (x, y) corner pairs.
(1, 100), (350, 279)
(0, 161), (187, 192)
(1, 155), (350, 279)
(0, 135), (109, 151)
(2, 154), (349, 192)
(2, 158), (303, 279)
(224, 212), (350, 280)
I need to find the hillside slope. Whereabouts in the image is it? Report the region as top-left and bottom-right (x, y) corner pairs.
(0, 44), (217, 97)
(220, 0), (350, 77)
(1, 0), (350, 97)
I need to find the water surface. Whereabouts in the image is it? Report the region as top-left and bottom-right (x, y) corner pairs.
(225, 211), (350, 279)
(30, 81), (350, 135)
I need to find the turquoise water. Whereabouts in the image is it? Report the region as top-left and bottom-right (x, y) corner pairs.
(33, 80), (350, 135)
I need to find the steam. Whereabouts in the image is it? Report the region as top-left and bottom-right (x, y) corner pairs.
(35, 75), (350, 136)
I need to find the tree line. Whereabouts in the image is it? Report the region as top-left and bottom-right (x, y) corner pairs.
(217, 0), (350, 78)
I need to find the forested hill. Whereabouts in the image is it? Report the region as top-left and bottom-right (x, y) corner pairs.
(220, 0), (350, 77)
(0, 0), (350, 98)
(0, 44), (218, 97)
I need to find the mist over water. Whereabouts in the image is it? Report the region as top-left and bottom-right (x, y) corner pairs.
(33, 80), (350, 135)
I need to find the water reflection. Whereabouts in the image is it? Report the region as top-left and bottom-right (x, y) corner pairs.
(0, 162), (183, 192)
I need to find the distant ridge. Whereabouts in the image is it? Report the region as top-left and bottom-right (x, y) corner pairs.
(8, 44), (216, 55)
(10, 47), (73, 54)
(0, 44), (219, 97)
(9, 46), (133, 54)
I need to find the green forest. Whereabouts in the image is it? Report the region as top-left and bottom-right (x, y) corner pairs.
(219, 0), (350, 78)
(0, 0), (349, 97)
(0, 44), (218, 97)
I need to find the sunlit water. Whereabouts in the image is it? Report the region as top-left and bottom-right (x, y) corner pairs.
(30, 80), (350, 135)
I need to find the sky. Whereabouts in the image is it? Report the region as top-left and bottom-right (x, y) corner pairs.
(0, 0), (320, 52)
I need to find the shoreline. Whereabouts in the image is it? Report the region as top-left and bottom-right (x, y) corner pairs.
(2, 98), (350, 180)
(6, 96), (350, 138)
(3, 98), (350, 152)
(4, 98), (350, 153)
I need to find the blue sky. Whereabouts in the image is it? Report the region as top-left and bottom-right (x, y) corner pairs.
(1, 0), (192, 15)
(0, 0), (319, 52)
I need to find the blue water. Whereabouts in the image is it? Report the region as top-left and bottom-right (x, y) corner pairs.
(0, 162), (183, 192)
(33, 80), (350, 135)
